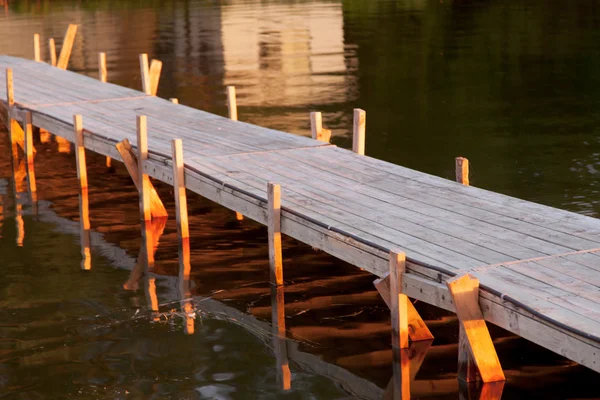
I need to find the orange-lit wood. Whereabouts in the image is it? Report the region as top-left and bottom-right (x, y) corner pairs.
(310, 111), (331, 143)
(171, 139), (189, 239)
(456, 157), (469, 186)
(458, 324), (478, 382)
(79, 188), (91, 270)
(178, 236), (194, 335)
(352, 108), (366, 155)
(137, 115), (151, 221)
(268, 182), (283, 286)
(139, 53), (151, 95)
(148, 59), (162, 96)
(33, 34), (41, 62)
(56, 24), (78, 70)
(73, 114), (88, 189)
(389, 251), (409, 349)
(48, 38), (57, 66)
(226, 86), (244, 221)
(271, 284), (291, 390)
(447, 274), (505, 383)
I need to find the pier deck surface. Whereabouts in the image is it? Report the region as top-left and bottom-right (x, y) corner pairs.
(1, 55), (599, 373)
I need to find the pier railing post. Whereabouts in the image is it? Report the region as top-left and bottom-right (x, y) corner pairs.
(98, 52), (112, 168)
(171, 139), (190, 240)
(389, 250), (409, 349)
(4, 69), (31, 156)
(57, 24), (78, 70)
(352, 108), (366, 155)
(226, 86), (244, 221)
(310, 111), (331, 143)
(73, 114), (88, 190)
(446, 274), (505, 383)
(139, 54), (162, 96)
(456, 157), (469, 186)
(137, 115), (152, 222)
(139, 54), (151, 95)
(268, 182), (283, 286)
(33, 34), (41, 62)
(149, 59), (162, 96)
(48, 38), (57, 67)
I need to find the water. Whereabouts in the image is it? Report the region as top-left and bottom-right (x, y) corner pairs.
(1, 0), (600, 398)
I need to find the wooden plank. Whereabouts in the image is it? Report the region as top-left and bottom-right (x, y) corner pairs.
(456, 157), (469, 186)
(114, 138), (168, 219)
(352, 108), (366, 155)
(148, 59), (162, 96)
(447, 274), (505, 383)
(56, 24), (78, 70)
(33, 34), (41, 62)
(171, 139), (189, 239)
(48, 39), (57, 67)
(137, 115), (151, 222)
(389, 251), (409, 349)
(73, 114), (88, 189)
(139, 54), (151, 95)
(268, 182), (283, 286)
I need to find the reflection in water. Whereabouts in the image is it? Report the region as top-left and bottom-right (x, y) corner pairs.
(8, 134), (24, 246)
(78, 187), (91, 270)
(459, 380), (505, 400)
(385, 340), (432, 400)
(270, 284), (291, 391)
(178, 236), (195, 335)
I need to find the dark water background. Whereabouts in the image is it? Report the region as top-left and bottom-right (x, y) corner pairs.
(1, 0), (600, 399)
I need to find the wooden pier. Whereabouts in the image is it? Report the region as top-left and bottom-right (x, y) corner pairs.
(1, 27), (600, 390)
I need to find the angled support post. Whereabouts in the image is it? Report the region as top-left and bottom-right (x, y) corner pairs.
(115, 138), (168, 219)
(57, 24), (78, 70)
(456, 157), (469, 186)
(48, 38), (57, 66)
(148, 59), (162, 96)
(374, 269), (434, 345)
(268, 182), (283, 286)
(139, 54), (162, 96)
(310, 111), (331, 143)
(446, 274), (505, 383)
(352, 108), (366, 155)
(23, 112), (37, 211)
(226, 86), (244, 221)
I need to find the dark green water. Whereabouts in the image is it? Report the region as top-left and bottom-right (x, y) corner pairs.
(2, 0), (600, 398)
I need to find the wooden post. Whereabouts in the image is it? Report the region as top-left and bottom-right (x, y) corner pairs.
(446, 274), (505, 383)
(456, 157), (469, 186)
(389, 251), (409, 349)
(73, 114), (88, 189)
(271, 284), (291, 390)
(227, 86), (238, 121)
(374, 274), (434, 342)
(98, 52), (107, 82)
(148, 59), (162, 96)
(226, 86), (244, 221)
(139, 53), (151, 95)
(352, 108), (366, 155)
(115, 138), (168, 219)
(48, 38), (57, 66)
(23, 112), (37, 196)
(268, 182), (283, 286)
(178, 235), (194, 335)
(5, 69), (27, 155)
(6, 68), (13, 107)
(389, 347), (411, 400)
(56, 24), (78, 70)
(79, 187), (92, 271)
(310, 111), (331, 143)
(33, 34), (41, 62)
(98, 52), (112, 168)
(170, 98), (179, 104)
(171, 139), (189, 239)
(137, 115), (151, 222)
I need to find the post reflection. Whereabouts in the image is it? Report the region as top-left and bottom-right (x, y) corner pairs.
(9, 140), (24, 246)
(123, 217), (167, 322)
(385, 340), (433, 400)
(459, 380), (505, 400)
(270, 284), (291, 391)
(178, 236), (195, 335)
(78, 187), (91, 270)
(56, 136), (71, 154)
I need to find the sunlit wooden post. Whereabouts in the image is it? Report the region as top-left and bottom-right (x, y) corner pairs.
(171, 139), (189, 240)
(456, 157), (469, 186)
(56, 24), (78, 70)
(268, 182), (283, 286)
(98, 52), (112, 168)
(389, 250), (409, 349)
(310, 111), (331, 143)
(137, 115), (151, 222)
(170, 98), (179, 104)
(352, 108), (366, 155)
(33, 34), (41, 62)
(23, 112), (37, 213)
(139, 54), (151, 95)
(48, 38), (57, 66)
(226, 86), (244, 221)
(73, 115), (88, 190)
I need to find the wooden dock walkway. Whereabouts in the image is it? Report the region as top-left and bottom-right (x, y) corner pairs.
(1, 54), (599, 379)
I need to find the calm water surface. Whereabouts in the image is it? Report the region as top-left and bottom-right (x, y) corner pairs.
(1, 0), (600, 399)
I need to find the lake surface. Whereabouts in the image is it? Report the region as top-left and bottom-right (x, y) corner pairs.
(1, 0), (600, 398)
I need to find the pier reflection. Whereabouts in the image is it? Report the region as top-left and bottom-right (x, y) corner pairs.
(178, 236), (195, 335)
(271, 284), (291, 391)
(78, 187), (91, 270)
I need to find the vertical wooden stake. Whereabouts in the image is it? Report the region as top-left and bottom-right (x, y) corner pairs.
(226, 86), (244, 221)
(170, 98), (179, 104)
(310, 111), (322, 140)
(353, 108), (366, 155)
(6, 68), (14, 107)
(389, 250), (409, 349)
(456, 157), (469, 186)
(57, 24), (78, 70)
(23, 112), (37, 206)
(98, 52), (107, 82)
(73, 115), (88, 189)
(139, 53), (151, 95)
(172, 139), (189, 239)
(227, 86), (238, 121)
(268, 182), (283, 286)
(137, 115), (152, 222)
(447, 274), (505, 383)
(48, 38), (57, 66)
(33, 34), (41, 62)
(148, 59), (162, 96)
